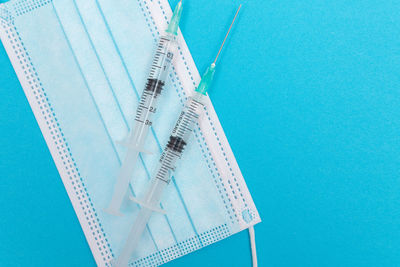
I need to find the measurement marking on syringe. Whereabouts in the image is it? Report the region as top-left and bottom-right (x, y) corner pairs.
(165, 153), (175, 162)
(179, 125), (192, 133)
(139, 104), (150, 109)
(162, 158), (173, 168)
(179, 123), (191, 133)
(187, 109), (198, 118)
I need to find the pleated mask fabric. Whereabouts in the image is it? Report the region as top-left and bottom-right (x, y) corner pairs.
(0, 0), (260, 265)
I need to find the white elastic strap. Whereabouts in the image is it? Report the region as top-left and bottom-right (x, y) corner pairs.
(249, 226), (257, 267)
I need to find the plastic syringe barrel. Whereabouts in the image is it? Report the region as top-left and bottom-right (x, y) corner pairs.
(113, 178), (167, 267)
(105, 33), (177, 216)
(105, 149), (140, 216)
(113, 93), (205, 266)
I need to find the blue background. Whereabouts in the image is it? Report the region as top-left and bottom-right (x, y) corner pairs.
(1, 0), (400, 266)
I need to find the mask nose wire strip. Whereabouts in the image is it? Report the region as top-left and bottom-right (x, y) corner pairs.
(249, 226), (258, 267)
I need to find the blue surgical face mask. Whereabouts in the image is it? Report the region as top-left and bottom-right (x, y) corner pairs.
(0, 0), (260, 265)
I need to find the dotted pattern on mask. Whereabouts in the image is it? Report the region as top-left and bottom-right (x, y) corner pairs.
(131, 224), (230, 266)
(13, 0), (51, 17)
(0, 14), (113, 266)
(0, 3), (13, 22)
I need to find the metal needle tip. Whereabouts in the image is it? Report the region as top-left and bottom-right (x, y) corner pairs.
(213, 4), (242, 65)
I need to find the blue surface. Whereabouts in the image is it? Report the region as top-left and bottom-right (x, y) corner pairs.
(1, 0), (400, 266)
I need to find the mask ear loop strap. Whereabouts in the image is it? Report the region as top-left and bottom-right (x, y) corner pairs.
(249, 226), (258, 267)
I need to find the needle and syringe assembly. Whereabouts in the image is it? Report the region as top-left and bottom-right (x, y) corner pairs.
(105, 0), (183, 216)
(113, 6), (243, 267)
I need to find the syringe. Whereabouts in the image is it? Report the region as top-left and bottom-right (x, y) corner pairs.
(113, 5), (242, 266)
(106, 1), (183, 216)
